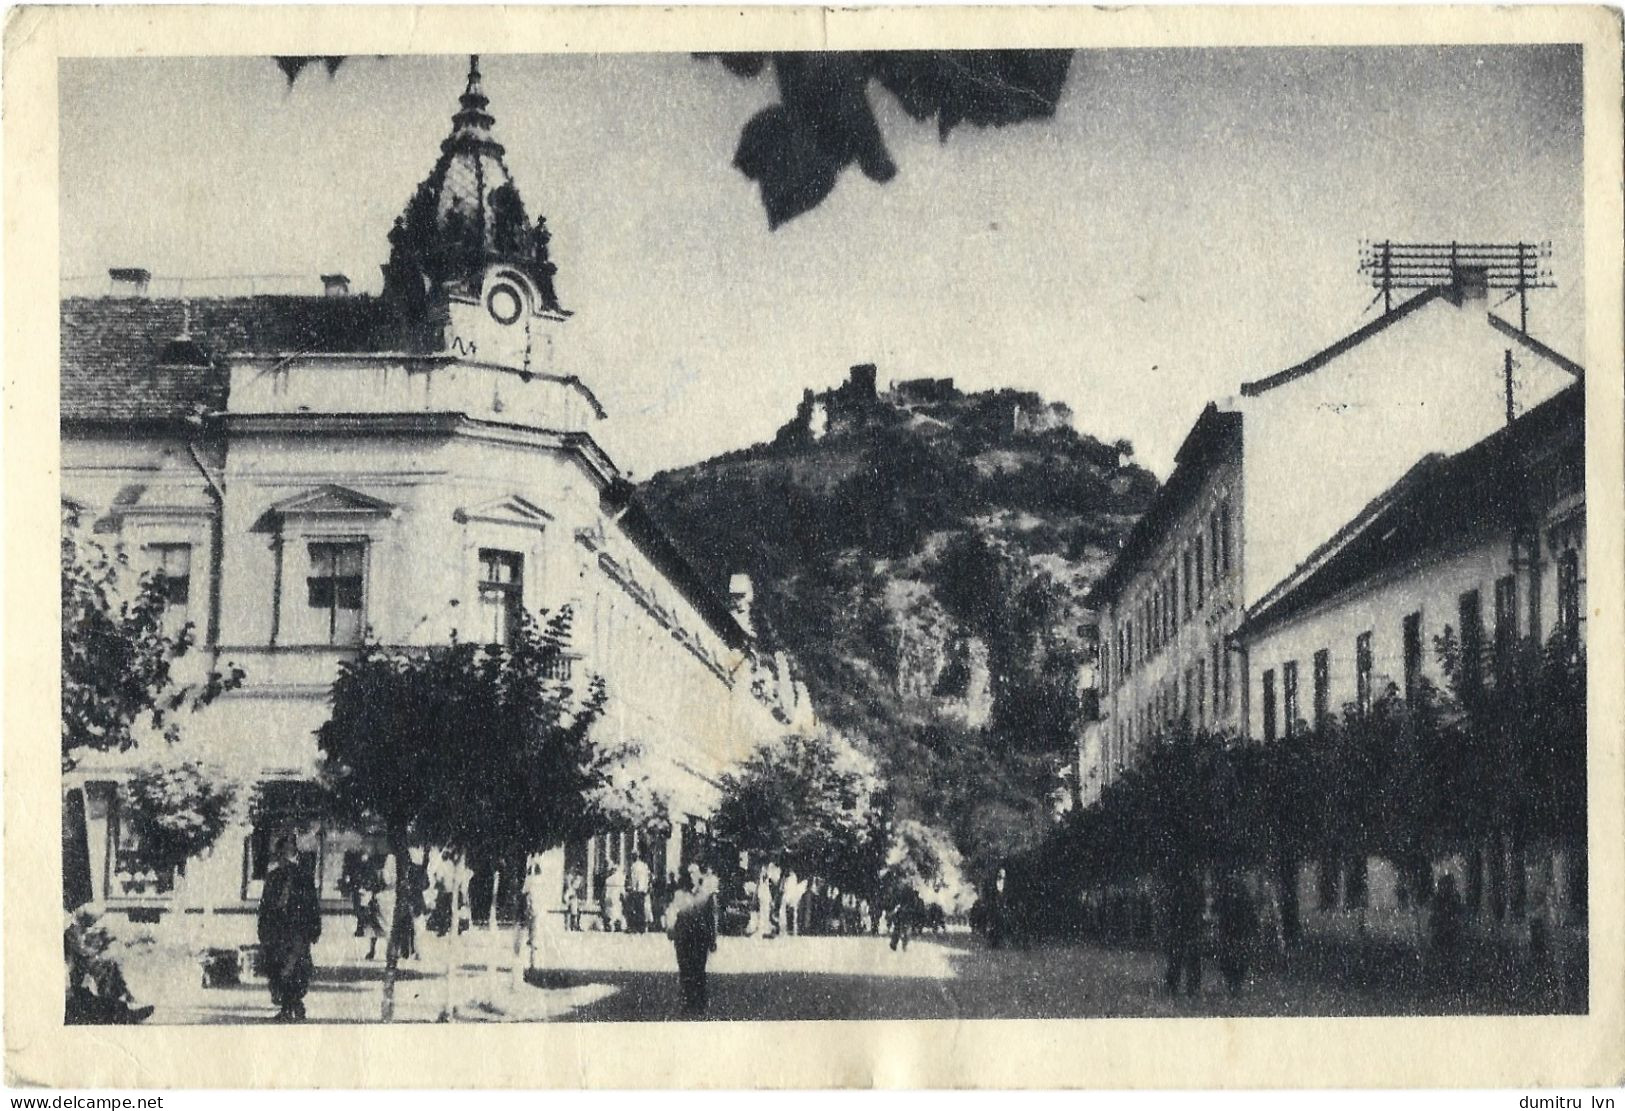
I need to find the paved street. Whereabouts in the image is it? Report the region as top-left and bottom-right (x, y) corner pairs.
(113, 919), (1581, 1024)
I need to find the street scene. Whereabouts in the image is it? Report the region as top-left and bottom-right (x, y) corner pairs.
(57, 46), (1587, 1028)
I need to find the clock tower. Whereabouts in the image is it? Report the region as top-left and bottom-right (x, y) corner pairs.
(381, 56), (568, 373)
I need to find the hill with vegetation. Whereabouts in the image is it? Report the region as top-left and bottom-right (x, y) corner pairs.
(638, 368), (1159, 876)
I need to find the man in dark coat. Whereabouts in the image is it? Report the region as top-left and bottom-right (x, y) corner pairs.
(1214, 873), (1258, 996)
(1163, 869), (1205, 997)
(984, 868), (1010, 950)
(667, 863), (719, 1016)
(257, 835), (322, 1022)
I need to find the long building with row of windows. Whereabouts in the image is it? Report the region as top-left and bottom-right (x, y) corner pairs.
(1078, 266), (1586, 936)
(61, 58), (814, 920)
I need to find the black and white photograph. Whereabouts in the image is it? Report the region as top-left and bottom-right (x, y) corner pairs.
(9, 2), (1624, 1089)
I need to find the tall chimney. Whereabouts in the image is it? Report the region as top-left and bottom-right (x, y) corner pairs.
(108, 268), (151, 297)
(321, 273), (351, 297)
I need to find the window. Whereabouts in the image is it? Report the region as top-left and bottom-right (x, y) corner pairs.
(1313, 649), (1330, 731)
(1282, 660), (1300, 737)
(477, 549), (524, 646)
(145, 543), (192, 635)
(1356, 631), (1373, 715)
(1262, 668), (1278, 742)
(1195, 657), (1207, 728)
(1195, 536), (1206, 610)
(1222, 647), (1233, 712)
(1211, 641), (1223, 720)
(1182, 550), (1193, 619)
(1527, 557), (1544, 645)
(1219, 498), (1233, 574)
(1345, 856), (1369, 910)
(1494, 575), (1518, 670)
(1210, 511), (1221, 579)
(1458, 589), (1483, 693)
(1557, 549), (1581, 642)
(307, 542), (365, 645)
(1402, 611), (1423, 703)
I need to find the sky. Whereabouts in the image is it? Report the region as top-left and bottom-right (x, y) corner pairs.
(59, 47), (1584, 480)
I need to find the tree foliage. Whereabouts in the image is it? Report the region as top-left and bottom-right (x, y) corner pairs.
(118, 761), (240, 873)
(316, 608), (608, 863)
(1031, 628), (1587, 939)
(712, 729), (885, 891)
(60, 507), (244, 771)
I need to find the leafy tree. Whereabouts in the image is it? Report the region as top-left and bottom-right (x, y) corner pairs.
(315, 608), (607, 1019)
(61, 507), (244, 773)
(712, 729), (884, 893)
(118, 761), (240, 880)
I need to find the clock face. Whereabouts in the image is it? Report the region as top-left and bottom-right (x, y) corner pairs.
(486, 282), (524, 326)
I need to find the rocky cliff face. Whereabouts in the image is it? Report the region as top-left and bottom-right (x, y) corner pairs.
(639, 365), (1159, 871)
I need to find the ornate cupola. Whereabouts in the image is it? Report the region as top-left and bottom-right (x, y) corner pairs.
(382, 55), (565, 364)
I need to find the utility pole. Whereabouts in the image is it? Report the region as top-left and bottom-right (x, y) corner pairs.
(1504, 349), (1516, 427)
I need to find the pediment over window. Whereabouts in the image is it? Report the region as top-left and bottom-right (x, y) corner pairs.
(268, 484), (397, 520)
(454, 494), (553, 529)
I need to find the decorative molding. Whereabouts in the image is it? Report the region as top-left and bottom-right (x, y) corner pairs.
(454, 493), (553, 530)
(267, 483), (398, 520)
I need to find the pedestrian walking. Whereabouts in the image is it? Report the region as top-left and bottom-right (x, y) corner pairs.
(519, 857), (549, 973)
(564, 869), (584, 931)
(668, 863), (719, 1015)
(755, 866), (774, 939)
(984, 868), (1010, 949)
(257, 835), (322, 1022)
(1163, 869), (1204, 997)
(603, 861), (628, 933)
(1215, 873), (1258, 996)
(1428, 872), (1465, 985)
(889, 892), (918, 951)
(369, 852), (398, 961)
(627, 852), (652, 933)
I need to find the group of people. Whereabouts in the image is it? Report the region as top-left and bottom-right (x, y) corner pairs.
(337, 846), (493, 965)
(745, 864), (872, 939)
(567, 852), (672, 934)
(1161, 870), (1261, 998)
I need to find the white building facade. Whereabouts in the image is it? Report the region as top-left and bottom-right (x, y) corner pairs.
(1079, 273), (1582, 805)
(1235, 383), (1586, 936)
(62, 59), (810, 921)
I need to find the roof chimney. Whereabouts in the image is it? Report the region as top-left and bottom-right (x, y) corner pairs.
(1451, 263), (1489, 302)
(321, 273), (351, 297)
(108, 268), (151, 297)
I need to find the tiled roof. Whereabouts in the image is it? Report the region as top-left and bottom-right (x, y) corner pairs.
(1238, 382), (1584, 638)
(61, 295), (398, 424)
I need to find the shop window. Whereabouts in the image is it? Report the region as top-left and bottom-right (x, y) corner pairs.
(110, 795), (176, 898)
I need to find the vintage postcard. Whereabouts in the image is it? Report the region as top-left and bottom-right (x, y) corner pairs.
(5, 3), (1623, 1090)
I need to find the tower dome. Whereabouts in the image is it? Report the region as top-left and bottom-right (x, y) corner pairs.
(382, 56), (562, 317)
